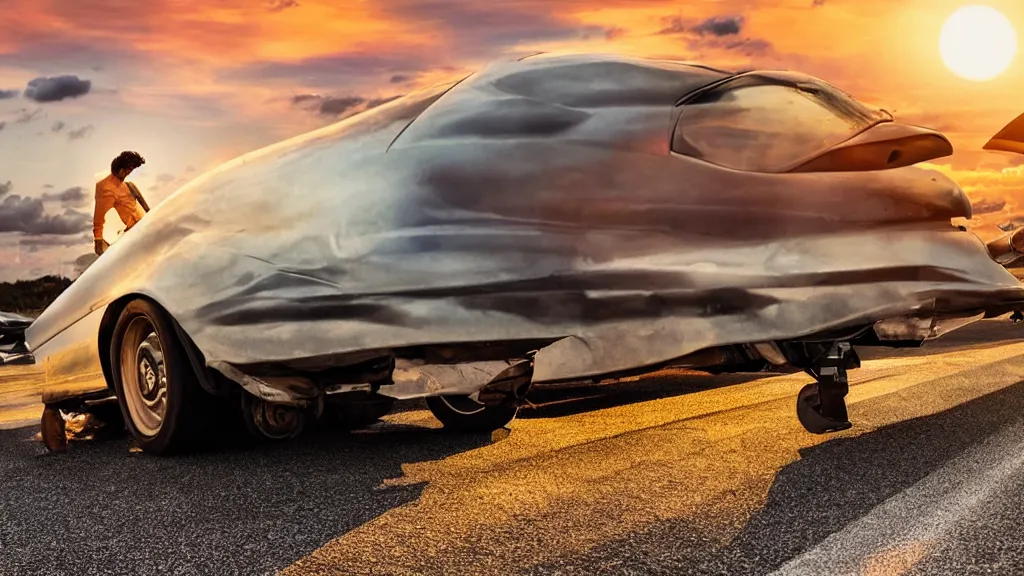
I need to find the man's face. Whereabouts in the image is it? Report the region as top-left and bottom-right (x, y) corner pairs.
(116, 167), (134, 181)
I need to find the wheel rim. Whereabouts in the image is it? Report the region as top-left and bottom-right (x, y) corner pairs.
(439, 395), (487, 416)
(119, 316), (168, 437)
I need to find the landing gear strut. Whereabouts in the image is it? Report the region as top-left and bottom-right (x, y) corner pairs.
(796, 342), (857, 434)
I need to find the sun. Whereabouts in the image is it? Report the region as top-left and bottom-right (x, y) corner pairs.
(940, 5), (1018, 81)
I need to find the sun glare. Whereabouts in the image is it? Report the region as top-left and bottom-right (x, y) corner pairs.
(940, 5), (1018, 81)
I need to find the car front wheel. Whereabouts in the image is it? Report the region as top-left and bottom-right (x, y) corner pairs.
(110, 299), (215, 455)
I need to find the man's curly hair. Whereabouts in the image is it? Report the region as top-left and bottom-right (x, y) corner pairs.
(111, 151), (146, 175)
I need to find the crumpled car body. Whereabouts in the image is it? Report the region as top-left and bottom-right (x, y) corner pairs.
(20, 53), (1024, 442)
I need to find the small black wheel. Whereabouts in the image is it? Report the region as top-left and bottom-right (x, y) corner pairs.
(240, 392), (308, 441)
(426, 394), (519, 433)
(110, 299), (217, 455)
(796, 383), (852, 434)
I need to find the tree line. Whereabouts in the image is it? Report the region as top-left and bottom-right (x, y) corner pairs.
(0, 275), (73, 316)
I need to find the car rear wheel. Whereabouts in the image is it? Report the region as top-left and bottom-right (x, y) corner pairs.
(110, 299), (215, 455)
(425, 394), (519, 433)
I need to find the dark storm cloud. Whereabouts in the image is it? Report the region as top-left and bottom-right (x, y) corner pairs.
(0, 89), (19, 100)
(390, 74), (411, 84)
(51, 121), (65, 133)
(24, 75), (92, 103)
(0, 182), (11, 198)
(0, 195), (90, 235)
(42, 186), (88, 207)
(267, 0), (299, 11)
(68, 125), (94, 140)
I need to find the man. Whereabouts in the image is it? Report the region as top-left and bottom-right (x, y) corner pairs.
(93, 151), (150, 255)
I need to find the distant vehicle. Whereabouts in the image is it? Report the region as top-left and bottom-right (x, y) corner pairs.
(16, 52), (1024, 455)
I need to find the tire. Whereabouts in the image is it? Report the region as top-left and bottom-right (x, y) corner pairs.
(425, 394), (519, 433)
(109, 299), (216, 455)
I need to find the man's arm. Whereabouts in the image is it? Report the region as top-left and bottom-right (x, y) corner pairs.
(93, 184), (114, 255)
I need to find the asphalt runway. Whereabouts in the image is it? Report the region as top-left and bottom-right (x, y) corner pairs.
(4, 320), (1024, 575)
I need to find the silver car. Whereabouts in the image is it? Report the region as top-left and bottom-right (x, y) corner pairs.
(19, 52), (1024, 455)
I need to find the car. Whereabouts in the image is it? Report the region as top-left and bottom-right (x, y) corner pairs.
(18, 52), (1024, 455)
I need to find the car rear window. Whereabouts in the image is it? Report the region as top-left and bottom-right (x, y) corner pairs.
(672, 76), (890, 172)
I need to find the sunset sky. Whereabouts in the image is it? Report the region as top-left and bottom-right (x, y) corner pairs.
(1, 0), (1023, 281)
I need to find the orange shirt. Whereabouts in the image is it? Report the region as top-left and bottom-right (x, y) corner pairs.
(93, 174), (146, 240)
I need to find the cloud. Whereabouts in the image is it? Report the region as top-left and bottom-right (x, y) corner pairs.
(0, 122), (5, 132)
(68, 125), (94, 140)
(660, 14), (745, 37)
(73, 252), (98, 277)
(185, 165), (196, 173)
(267, 0), (299, 12)
(693, 15), (744, 37)
(18, 234), (89, 249)
(290, 92), (404, 117)
(155, 173), (176, 185)
(367, 95), (403, 108)
(42, 186), (88, 208)
(813, 0), (826, 6)
(319, 96), (366, 116)
(0, 195), (90, 235)
(51, 121), (65, 133)
(972, 198), (1006, 215)
(0, 90), (18, 100)
(42, 184), (53, 189)
(24, 75), (92, 103)
(390, 74), (411, 84)
(605, 26), (627, 41)
(291, 94), (364, 116)
(0, 182), (11, 198)
(13, 108), (43, 124)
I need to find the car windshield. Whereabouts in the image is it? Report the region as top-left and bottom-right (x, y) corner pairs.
(672, 75), (892, 173)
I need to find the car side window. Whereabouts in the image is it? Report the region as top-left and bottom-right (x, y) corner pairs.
(672, 82), (880, 173)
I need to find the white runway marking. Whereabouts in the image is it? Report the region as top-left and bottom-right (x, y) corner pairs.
(769, 417), (1024, 576)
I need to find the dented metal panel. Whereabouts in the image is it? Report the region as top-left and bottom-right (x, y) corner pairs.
(20, 53), (1024, 402)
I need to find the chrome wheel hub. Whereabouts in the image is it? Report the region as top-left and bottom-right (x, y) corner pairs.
(120, 318), (168, 437)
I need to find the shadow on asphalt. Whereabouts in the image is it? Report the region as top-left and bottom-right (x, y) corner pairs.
(0, 424), (497, 575)
(698, 378), (1024, 574)
(526, 378), (1024, 576)
(520, 372), (767, 419)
